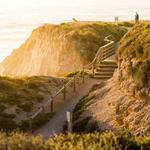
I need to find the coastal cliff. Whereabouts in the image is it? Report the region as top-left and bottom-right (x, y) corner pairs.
(0, 22), (126, 77)
(116, 22), (150, 98)
(73, 23), (150, 134)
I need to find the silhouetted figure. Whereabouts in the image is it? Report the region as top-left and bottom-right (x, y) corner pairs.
(135, 12), (139, 24)
(115, 16), (119, 25)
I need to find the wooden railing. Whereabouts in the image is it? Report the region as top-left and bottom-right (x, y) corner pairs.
(29, 35), (116, 130)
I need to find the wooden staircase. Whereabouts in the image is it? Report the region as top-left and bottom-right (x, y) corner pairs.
(93, 60), (117, 79)
(30, 35), (118, 126)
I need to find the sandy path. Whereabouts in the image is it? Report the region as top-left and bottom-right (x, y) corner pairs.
(33, 77), (101, 139)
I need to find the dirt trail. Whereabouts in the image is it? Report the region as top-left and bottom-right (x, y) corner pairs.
(34, 77), (101, 139)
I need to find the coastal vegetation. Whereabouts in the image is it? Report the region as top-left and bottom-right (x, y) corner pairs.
(0, 21), (127, 132)
(0, 76), (67, 132)
(72, 94), (97, 133)
(57, 21), (127, 62)
(68, 22), (150, 135)
(0, 132), (149, 150)
(117, 22), (150, 95)
(0, 22), (149, 149)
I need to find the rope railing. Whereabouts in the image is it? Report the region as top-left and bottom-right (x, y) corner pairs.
(29, 35), (116, 131)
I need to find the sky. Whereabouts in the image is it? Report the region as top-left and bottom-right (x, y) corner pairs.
(0, 0), (150, 22)
(0, 0), (150, 10)
(0, 0), (150, 62)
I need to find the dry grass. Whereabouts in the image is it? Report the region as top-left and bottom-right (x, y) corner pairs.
(0, 132), (149, 150)
(0, 76), (67, 132)
(116, 22), (150, 90)
(40, 21), (127, 62)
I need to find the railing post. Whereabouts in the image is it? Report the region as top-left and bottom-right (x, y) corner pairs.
(92, 63), (95, 77)
(73, 76), (76, 92)
(63, 85), (66, 101)
(29, 118), (32, 132)
(66, 111), (72, 133)
(82, 67), (85, 83)
(50, 100), (54, 113)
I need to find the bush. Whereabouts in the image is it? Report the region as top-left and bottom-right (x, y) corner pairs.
(0, 132), (149, 150)
(118, 22), (134, 27)
(29, 112), (54, 131)
(0, 76), (67, 132)
(73, 94), (95, 121)
(0, 117), (18, 132)
(0, 104), (6, 112)
(65, 71), (79, 77)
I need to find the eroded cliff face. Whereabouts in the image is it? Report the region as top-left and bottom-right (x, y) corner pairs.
(0, 25), (83, 76)
(0, 22), (126, 77)
(116, 22), (150, 99)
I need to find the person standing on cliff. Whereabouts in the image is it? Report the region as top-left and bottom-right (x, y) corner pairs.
(135, 12), (139, 24)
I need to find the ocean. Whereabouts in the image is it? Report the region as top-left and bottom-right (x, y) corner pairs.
(0, 0), (150, 62)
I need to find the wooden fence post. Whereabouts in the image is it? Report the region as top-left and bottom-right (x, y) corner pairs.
(115, 16), (119, 25)
(92, 63), (95, 77)
(50, 100), (54, 113)
(66, 111), (72, 133)
(29, 118), (32, 132)
(73, 76), (76, 92)
(63, 85), (66, 101)
(82, 67), (85, 83)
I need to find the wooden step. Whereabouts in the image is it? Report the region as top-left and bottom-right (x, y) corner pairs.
(101, 61), (117, 65)
(96, 68), (116, 72)
(93, 75), (112, 79)
(94, 72), (114, 76)
(98, 64), (117, 68)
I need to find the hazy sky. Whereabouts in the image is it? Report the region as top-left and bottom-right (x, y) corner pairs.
(0, 0), (150, 10)
(0, 0), (150, 20)
(0, 0), (150, 62)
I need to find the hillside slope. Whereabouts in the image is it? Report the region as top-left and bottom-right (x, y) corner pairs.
(0, 132), (149, 150)
(72, 23), (150, 135)
(0, 76), (67, 131)
(0, 22), (126, 77)
(116, 22), (150, 98)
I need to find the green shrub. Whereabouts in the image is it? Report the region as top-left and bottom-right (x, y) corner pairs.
(65, 71), (79, 77)
(0, 104), (6, 112)
(29, 112), (54, 131)
(18, 102), (33, 112)
(0, 117), (18, 132)
(118, 21), (134, 27)
(0, 112), (16, 119)
(73, 94), (95, 121)
(0, 76), (66, 132)
(0, 132), (149, 150)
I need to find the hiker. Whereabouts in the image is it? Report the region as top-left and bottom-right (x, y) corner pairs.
(135, 12), (139, 23)
(115, 16), (119, 25)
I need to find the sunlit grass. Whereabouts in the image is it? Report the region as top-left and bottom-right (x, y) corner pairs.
(0, 76), (66, 132)
(0, 132), (149, 150)
(116, 22), (150, 90)
(35, 21), (127, 63)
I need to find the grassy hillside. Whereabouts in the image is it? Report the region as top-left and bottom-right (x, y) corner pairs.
(116, 22), (150, 91)
(32, 21), (127, 63)
(0, 76), (67, 132)
(55, 21), (127, 62)
(69, 23), (150, 135)
(0, 132), (149, 150)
